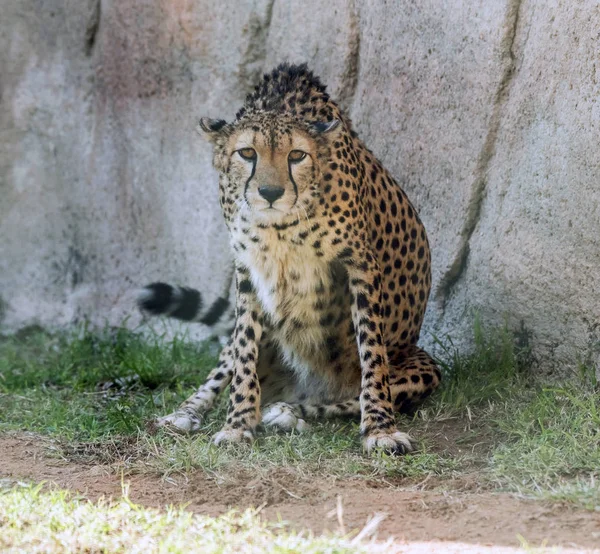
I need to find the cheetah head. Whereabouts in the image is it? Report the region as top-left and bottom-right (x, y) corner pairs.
(199, 114), (340, 225)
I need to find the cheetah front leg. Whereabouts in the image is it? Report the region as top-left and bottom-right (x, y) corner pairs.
(150, 340), (234, 433)
(345, 251), (415, 455)
(213, 268), (264, 445)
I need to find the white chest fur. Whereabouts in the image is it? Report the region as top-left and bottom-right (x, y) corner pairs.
(234, 228), (328, 313)
(231, 223), (334, 358)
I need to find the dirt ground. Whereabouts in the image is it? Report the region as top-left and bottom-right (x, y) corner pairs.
(1, 434), (599, 550)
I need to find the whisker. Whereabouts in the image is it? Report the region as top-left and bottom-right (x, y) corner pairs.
(299, 203), (311, 224)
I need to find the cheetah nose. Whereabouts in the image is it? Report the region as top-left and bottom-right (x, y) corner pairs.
(258, 185), (285, 205)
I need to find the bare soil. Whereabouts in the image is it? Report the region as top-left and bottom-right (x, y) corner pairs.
(1, 434), (599, 550)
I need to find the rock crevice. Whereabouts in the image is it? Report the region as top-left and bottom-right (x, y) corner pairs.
(436, 0), (523, 307)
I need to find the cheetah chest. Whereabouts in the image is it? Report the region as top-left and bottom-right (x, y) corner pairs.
(234, 227), (345, 369)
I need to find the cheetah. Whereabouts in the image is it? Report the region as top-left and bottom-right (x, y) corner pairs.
(139, 63), (441, 455)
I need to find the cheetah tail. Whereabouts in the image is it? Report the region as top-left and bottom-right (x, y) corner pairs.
(137, 268), (235, 329)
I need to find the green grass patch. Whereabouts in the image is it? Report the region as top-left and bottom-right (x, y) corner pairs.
(431, 318), (532, 411)
(0, 325), (218, 440)
(427, 318), (599, 508)
(0, 325), (458, 481)
(1, 320), (599, 508)
(0, 482), (382, 553)
(0, 324), (217, 392)
(491, 386), (600, 509)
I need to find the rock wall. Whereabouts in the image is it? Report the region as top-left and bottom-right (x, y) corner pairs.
(1, 1), (599, 373)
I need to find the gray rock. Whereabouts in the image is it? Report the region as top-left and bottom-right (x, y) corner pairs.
(1, 0), (598, 375)
(435, 1), (600, 374)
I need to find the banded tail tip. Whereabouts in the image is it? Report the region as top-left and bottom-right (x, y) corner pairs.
(137, 282), (175, 315)
(137, 282), (202, 321)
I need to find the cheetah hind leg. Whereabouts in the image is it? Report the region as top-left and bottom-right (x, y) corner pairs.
(263, 397), (414, 456)
(389, 346), (442, 415)
(262, 398), (361, 433)
(263, 349), (441, 453)
(261, 402), (310, 432)
(361, 346), (442, 455)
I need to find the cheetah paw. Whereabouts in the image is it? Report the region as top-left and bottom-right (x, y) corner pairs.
(148, 409), (202, 434)
(363, 430), (415, 456)
(212, 427), (255, 445)
(262, 402), (309, 432)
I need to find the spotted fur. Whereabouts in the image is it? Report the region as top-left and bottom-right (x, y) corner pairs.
(145, 63), (441, 455)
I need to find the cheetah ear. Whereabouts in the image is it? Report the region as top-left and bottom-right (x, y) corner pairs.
(198, 117), (228, 142)
(311, 119), (340, 134)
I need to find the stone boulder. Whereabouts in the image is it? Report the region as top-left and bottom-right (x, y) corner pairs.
(1, 0), (598, 373)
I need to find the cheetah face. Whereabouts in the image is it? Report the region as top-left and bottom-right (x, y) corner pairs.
(200, 116), (339, 225)
(230, 127), (317, 223)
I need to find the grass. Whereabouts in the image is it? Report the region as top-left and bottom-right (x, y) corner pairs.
(0, 325), (218, 440)
(0, 320), (599, 508)
(432, 321), (600, 509)
(0, 482), (386, 553)
(433, 321), (530, 411)
(0, 324), (460, 481)
(491, 385), (600, 508)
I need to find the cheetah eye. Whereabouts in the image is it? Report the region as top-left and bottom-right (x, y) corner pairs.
(237, 148), (257, 161)
(288, 150), (307, 163)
